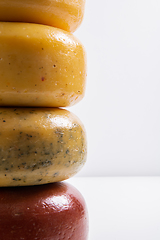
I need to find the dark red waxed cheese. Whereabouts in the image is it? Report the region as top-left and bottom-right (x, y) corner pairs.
(0, 182), (89, 240)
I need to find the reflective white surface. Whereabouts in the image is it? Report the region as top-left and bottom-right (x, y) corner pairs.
(67, 177), (160, 240)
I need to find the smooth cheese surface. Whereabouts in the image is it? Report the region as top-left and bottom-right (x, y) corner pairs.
(0, 182), (89, 240)
(0, 108), (87, 186)
(0, 22), (87, 107)
(0, 0), (85, 32)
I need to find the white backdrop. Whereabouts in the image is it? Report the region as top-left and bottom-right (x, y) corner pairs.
(69, 0), (160, 176)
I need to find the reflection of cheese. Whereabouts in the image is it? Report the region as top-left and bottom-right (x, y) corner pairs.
(0, 108), (87, 186)
(0, 22), (87, 107)
(0, 0), (85, 32)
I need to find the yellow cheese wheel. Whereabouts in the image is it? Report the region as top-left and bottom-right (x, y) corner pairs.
(0, 108), (87, 186)
(0, 22), (86, 107)
(0, 0), (85, 32)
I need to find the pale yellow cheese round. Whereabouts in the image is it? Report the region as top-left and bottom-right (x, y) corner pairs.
(0, 0), (85, 32)
(0, 22), (87, 107)
(0, 108), (87, 186)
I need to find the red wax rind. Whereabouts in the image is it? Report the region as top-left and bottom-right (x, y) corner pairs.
(0, 182), (89, 240)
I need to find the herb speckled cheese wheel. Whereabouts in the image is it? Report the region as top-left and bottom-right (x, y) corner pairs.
(0, 22), (86, 107)
(0, 108), (87, 186)
(0, 0), (85, 32)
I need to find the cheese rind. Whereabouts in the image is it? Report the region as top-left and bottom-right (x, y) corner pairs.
(0, 182), (89, 240)
(0, 108), (87, 186)
(0, 0), (85, 32)
(0, 22), (86, 107)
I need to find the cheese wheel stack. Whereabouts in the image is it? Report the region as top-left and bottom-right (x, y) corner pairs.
(0, 1), (88, 239)
(0, 1), (87, 185)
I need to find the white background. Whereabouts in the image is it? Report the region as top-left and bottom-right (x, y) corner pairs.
(67, 177), (160, 240)
(69, 0), (160, 176)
